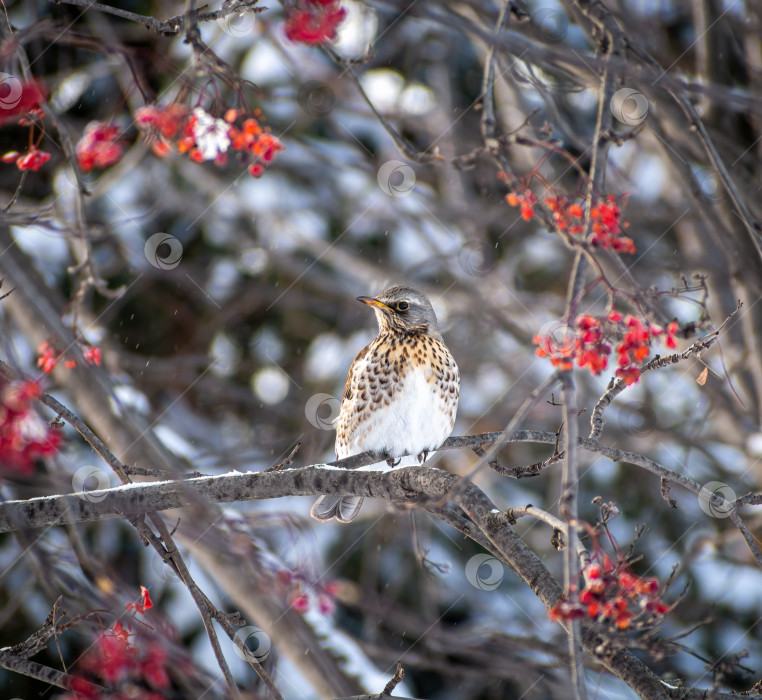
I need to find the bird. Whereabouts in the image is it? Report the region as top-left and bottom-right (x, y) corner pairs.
(311, 286), (460, 523)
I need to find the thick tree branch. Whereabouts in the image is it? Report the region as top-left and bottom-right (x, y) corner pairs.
(3, 429), (761, 534)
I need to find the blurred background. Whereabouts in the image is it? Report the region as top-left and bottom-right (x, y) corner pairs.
(1, 0), (762, 698)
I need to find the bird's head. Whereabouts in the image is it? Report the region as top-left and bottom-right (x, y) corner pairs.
(357, 286), (443, 340)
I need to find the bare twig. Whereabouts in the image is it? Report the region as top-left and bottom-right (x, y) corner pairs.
(506, 503), (589, 563)
(263, 442), (301, 472)
(52, 0), (266, 37)
(588, 326), (727, 441)
(475, 422), (564, 478)
(382, 663), (405, 695)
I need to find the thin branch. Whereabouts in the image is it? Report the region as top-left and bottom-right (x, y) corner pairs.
(0, 360), (132, 485)
(327, 55), (442, 164)
(560, 372), (588, 700)
(263, 442), (301, 472)
(52, 0), (266, 37)
(728, 511), (762, 570)
(0, 361), (277, 698)
(588, 326), (726, 441)
(453, 373), (562, 490)
(506, 503), (589, 563)
(475, 422), (564, 478)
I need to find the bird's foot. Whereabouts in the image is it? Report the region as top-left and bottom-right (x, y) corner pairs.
(383, 452), (401, 467)
(417, 450), (429, 464)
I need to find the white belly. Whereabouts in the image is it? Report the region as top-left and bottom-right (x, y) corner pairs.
(336, 363), (456, 460)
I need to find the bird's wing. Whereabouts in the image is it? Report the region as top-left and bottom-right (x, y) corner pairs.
(335, 343), (373, 459)
(341, 343), (371, 404)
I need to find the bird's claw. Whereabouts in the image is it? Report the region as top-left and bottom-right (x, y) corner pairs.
(383, 452), (401, 467)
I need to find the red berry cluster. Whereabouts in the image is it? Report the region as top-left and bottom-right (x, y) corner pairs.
(533, 312), (679, 385)
(275, 568), (339, 616)
(285, 0), (347, 45)
(575, 314), (611, 375)
(2, 146), (51, 171)
(533, 325), (577, 372)
(125, 585), (154, 615)
(550, 555), (670, 630)
(0, 379), (61, 476)
(0, 79), (46, 124)
(0, 79), (52, 171)
(506, 190), (636, 254)
(76, 122), (124, 173)
(37, 340), (101, 374)
(547, 198), (585, 233)
(135, 104), (284, 177)
(612, 313), (678, 385)
(1, 79), (286, 179)
(588, 196), (633, 253)
(63, 589), (170, 700)
(505, 190), (537, 220)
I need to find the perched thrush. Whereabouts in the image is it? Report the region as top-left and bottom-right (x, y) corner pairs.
(311, 286), (460, 523)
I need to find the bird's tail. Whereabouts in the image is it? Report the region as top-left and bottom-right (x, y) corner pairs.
(310, 495), (364, 523)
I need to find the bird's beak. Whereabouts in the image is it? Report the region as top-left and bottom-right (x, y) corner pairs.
(357, 296), (392, 311)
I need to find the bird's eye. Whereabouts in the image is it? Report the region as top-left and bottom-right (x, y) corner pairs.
(396, 300), (410, 311)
